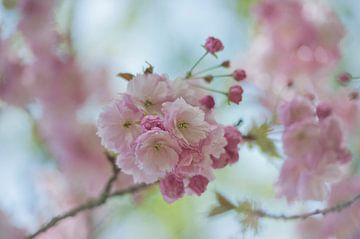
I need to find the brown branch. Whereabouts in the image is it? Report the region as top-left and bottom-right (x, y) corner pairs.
(28, 152), (360, 238)
(26, 154), (153, 239)
(254, 192), (360, 221)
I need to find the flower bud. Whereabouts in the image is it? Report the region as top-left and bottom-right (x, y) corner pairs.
(204, 36), (224, 54)
(221, 60), (231, 68)
(204, 75), (214, 83)
(228, 85), (244, 104)
(199, 95), (215, 109)
(316, 103), (332, 120)
(338, 72), (351, 85)
(232, 69), (246, 81)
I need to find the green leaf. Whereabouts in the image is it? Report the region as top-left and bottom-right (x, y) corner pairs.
(117, 73), (134, 81)
(144, 62), (154, 74)
(208, 193), (236, 217)
(237, 201), (253, 214)
(216, 192), (236, 209)
(247, 122), (281, 158)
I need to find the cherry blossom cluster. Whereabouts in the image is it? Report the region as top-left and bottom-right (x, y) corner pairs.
(97, 37), (243, 203)
(277, 99), (351, 201)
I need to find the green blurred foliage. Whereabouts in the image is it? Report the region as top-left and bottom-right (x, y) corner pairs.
(247, 122), (281, 159)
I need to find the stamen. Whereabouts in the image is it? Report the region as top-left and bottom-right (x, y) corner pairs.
(177, 121), (189, 129)
(154, 143), (161, 151)
(144, 100), (153, 108)
(123, 121), (132, 128)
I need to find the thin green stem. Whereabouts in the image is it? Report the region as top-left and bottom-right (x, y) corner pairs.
(193, 64), (223, 76)
(186, 52), (208, 78)
(212, 74), (232, 78)
(195, 85), (227, 95)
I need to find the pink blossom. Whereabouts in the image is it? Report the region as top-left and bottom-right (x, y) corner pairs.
(228, 85), (244, 104)
(18, 0), (58, 57)
(316, 103), (332, 120)
(42, 119), (115, 196)
(320, 117), (351, 164)
(141, 115), (165, 131)
(277, 155), (342, 202)
(127, 74), (171, 113)
(176, 149), (214, 180)
(97, 95), (142, 153)
(37, 171), (90, 239)
(204, 36), (224, 54)
(0, 211), (26, 239)
(116, 152), (159, 184)
(162, 98), (211, 145)
(188, 175), (209, 196)
(242, 0), (345, 113)
(298, 177), (360, 239)
(278, 98), (315, 127)
(211, 126), (242, 168)
(278, 98), (352, 201)
(223, 126), (242, 149)
(283, 120), (323, 159)
(170, 79), (208, 106)
(160, 174), (185, 203)
(233, 69), (247, 81)
(201, 126), (227, 160)
(319, 177), (360, 239)
(278, 103), (351, 201)
(134, 129), (181, 179)
(0, 40), (33, 106)
(199, 95), (215, 110)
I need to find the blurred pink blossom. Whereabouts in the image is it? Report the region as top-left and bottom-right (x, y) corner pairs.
(0, 211), (26, 239)
(277, 99), (351, 201)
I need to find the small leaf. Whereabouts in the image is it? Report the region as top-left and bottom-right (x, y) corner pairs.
(117, 73), (134, 81)
(237, 201), (253, 214)
(144, 62), (154, 74)
(208, 193), (236, 217)
(208, 205), (233, 217)
(216, 193), (236, 209)
(247, 122), (281, 158)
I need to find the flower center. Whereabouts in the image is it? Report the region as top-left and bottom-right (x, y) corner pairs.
(123, 121), (132, 128)
(144, 100), (153, 108)
(153, 142), (162, 151)
(177, 121), (189, 129)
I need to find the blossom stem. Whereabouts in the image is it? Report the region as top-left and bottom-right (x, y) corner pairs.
(254, 191), (360, 220)
(212, 74), (232, 78)
(26, 154), (154, 239)
(195, 85), (228, 95)
(186, 52), (209, 78)
(193, 64), (223, 76)
(188, 74), (233, 80)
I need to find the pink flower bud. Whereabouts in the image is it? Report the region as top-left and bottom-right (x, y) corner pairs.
(338, 72), (351, 85)
(232, 69), (246, 81)
(188, 175), (209, 196)
(160, 174), (185, 203)
(204, 36), (224, 54)
(228, 85), (244, 104)
(199, 95), (215, 109)
(316, 103), (332, 120)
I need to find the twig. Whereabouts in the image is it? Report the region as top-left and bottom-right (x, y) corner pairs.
(28, 152), (360, 238)
(252, 192), (360, 221)
(26, 154), (153, 239)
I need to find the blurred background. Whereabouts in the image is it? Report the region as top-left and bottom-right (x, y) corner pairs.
(1, 0), (360, 238)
